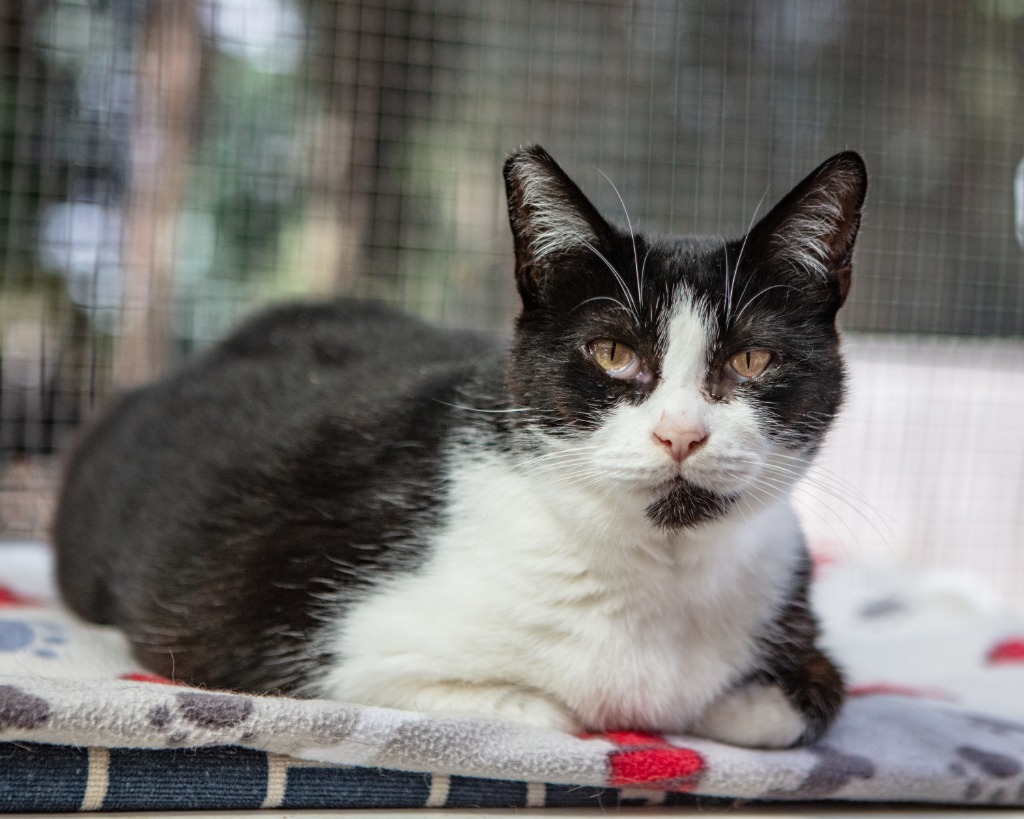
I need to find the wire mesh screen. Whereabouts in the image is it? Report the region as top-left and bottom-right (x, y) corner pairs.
(1, 2), (1023, 602)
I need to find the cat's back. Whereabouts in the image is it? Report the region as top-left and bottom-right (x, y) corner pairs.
(59, 299), (489, 486)
(53, 299), (497, 630)
(187, 298), (490, 409)
(214, 298), (483, 370)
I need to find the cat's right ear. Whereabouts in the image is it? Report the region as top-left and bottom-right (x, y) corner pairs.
(503, 146), (613, 309)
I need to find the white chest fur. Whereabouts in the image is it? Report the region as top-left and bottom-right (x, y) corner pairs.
(320, 450), (804, 733)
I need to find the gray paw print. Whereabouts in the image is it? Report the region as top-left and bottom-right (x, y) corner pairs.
(146, 691), (257, 746)
(0, 684), (51, 730)
(950, 745), (1023, 804)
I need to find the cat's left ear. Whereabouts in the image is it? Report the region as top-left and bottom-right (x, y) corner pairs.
(748, 151), (867, 309)
(503, 145), (616, 309)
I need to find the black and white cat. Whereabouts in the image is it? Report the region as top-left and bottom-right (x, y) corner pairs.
(54, 146), (866, 748)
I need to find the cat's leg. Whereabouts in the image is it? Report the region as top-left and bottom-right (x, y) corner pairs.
(693, 552), (844, 749)
(324, 665), (583, 731)
(692, 648), (843, 748)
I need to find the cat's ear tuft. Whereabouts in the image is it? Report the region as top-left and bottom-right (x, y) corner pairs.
(751, 151), (867, 307)
(503, 146), (612, 307)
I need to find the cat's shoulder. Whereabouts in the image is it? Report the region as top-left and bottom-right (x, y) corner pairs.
(214, 298), (431, 356)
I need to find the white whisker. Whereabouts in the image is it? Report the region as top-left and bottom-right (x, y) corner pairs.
(434, 400), (534, 414)
(580, 238), (640, 323)
(733, 283), (802, 322)
(597, 168), (643, 310)
(727, 185), (771, 328)
(744, 458), (895, 551)
(573, 295), (638, 317)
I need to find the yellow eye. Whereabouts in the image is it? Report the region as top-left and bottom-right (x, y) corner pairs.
(588, 339), (642, 380)
(728, 349), (772, 379)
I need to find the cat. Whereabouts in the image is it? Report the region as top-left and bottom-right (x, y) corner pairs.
(53, 145), (866, 748)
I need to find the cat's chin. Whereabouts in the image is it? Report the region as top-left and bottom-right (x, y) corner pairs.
(644, 476), (738, 530)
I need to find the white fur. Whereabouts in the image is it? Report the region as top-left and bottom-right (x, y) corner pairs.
(320, 292), (810, 742)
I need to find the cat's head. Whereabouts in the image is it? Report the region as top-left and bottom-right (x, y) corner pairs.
(502, 145), (866, 530)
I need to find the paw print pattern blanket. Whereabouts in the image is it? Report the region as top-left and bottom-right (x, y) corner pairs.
(2, 542), (1024, 812)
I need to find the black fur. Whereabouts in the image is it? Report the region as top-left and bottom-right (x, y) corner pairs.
(54, 146), (865, 744)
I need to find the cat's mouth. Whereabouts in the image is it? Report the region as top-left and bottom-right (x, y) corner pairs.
(645, 476), (739, 530)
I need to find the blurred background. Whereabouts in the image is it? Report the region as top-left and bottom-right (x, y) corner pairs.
(1, 1), (1022, 605)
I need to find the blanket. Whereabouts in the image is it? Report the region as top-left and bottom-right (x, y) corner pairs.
(2, 542), (1024, 811)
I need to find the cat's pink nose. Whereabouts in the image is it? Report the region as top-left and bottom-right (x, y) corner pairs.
(653, 421), (708, 464)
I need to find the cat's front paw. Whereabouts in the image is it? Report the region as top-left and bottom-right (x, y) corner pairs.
(489, 686), (583, 733)
(408, 681), (582, 733)
(692, 683), (809, 749)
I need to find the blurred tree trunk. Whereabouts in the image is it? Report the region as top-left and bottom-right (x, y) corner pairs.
(305, 0), (468, 291)
(113, 0), (203, 389)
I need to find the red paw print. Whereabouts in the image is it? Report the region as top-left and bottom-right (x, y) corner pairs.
(848, 683), (953, 701)
(587, 730), (705, 790)
(0, 586), (39, 607)
(120, 672), (184, 686)
(987, 638), (1024, 665)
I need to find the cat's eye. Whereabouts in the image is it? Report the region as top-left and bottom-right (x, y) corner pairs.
(726, 349), (772, 381)
(587, 339), (642, 380)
